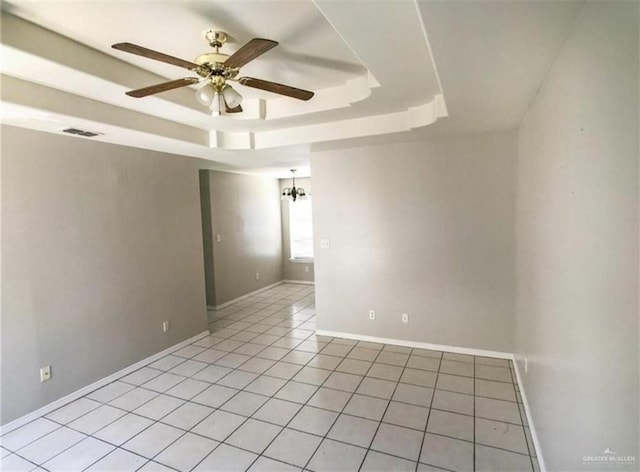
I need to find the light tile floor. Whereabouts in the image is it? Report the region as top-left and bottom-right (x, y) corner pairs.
(1, 283), (540, 472)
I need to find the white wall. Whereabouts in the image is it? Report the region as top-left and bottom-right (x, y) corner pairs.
(515, 2), (639, 470)
(1, 126), (208, 424)
(311, 131), (516, 353)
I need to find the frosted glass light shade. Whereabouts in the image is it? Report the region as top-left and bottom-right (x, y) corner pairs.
(222, 85), (242, 108)
(210, 92), (222, 115)
(195, 83), (216, 106)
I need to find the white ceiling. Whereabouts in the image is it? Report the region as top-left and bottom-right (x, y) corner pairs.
(0, 0), (583, 176)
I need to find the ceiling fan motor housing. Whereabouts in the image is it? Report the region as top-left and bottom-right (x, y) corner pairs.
(195, 52), (229, 67)
(204, 30), (227, 48)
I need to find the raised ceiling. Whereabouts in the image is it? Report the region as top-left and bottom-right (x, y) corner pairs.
(1, 1), (582, 175)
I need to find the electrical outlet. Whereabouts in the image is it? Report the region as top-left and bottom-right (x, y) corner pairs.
(162, 321), (170, 333)
(40, 366), (52, 382)
(304, 265), (310, 273)
(524, 356), (528, 373)
(401, 313), (409, 324)
(369, 310), (376, 320)
(255, 272), (260, 280)
(215, 234), (222, 243)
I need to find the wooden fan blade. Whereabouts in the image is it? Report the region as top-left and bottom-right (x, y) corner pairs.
(224, 38), (278, 69)
(125, 77), (200, 98)
(225, 103), (243, 114)
(112, 42), (198, 70)
(238, 77), (314, 101)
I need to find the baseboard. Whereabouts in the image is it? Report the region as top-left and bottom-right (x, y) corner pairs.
(283, 280), (315, 285)
(0, 330), (210, 435)
(512, 357), (547, 472)
(315, 330), (512, 359)
(214, 281), (284, 310)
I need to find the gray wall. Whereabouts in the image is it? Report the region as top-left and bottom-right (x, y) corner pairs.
(1, 125), (208, 425)
(515, 2), (639, 470)
(311, 132), (516, 353)
(203, 170), (283, 306)
(280, 177), (314, 283)
(199, 171), (217, 306)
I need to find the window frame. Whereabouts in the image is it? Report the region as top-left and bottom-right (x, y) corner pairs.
(288, 196), (314, 262)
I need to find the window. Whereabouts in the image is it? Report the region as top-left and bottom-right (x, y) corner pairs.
(289, 197), (313, 260)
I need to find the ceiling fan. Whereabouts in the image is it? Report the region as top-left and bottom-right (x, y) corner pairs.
(112, 30), (314, 115)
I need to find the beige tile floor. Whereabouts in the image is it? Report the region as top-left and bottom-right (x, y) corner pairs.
(0, 283), (540, 471)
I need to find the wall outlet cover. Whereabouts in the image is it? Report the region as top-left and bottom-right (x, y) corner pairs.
(369, 310), (376, 320)
(40, 366), (52, 382)
(401, 313), (409, 323)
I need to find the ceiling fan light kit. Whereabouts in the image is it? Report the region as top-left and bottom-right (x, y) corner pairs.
(112, 30), (314, 116)
(195, 82), (217, 107)
(222, 85), (242, 109)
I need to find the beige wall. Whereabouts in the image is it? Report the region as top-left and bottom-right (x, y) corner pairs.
(203, 170), (283, 305)
(280, 177), (314, 283)
(1, 126), (208, 424)
(199, 170), (216, 306)
(311, 131), (516, 353)
(515, 2), (639, 469)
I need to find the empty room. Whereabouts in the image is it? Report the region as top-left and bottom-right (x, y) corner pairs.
(1, 1), (638, 471)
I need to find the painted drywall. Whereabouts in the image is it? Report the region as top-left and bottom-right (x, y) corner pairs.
(199, 170), (216, 307)
(1, 125), (208, 424)
(280, 177), (315, 283)
(311, 132), (516, 353)
(204, 171), (283, 305)
(515, 2), (639, 470)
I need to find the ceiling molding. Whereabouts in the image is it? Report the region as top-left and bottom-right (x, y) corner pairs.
(0, 1), (445, 165)
(0, 0), (581, 174)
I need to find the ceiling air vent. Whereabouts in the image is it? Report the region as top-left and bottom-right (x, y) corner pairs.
(62, 128), (102, 138)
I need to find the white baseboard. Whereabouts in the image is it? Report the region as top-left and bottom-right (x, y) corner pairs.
(315, 330), (512, 359)
(0, 330), (210, 435)
(214, 281), (284, 310)
(512, 357), (546, 472)
(283, 280), (315, 285)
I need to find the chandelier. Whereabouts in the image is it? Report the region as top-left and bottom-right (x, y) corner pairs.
(282, 169), (306, 202)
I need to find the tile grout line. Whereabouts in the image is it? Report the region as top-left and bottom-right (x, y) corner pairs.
(13, 359), (527, 468)
(183, 289), (322, 471)
(357, 346), (414, 472)
(473, 354), (477, 472)
(5, 285), (528, 472)
(13, 351), (527, 467)
(414, 350), (444, 472)
(296, 340), (370, 471)
(183, 286), (317, 469)
(510, 360), (536, 472)
(208, 338), (354, 470)
(24, 286), (313, 472)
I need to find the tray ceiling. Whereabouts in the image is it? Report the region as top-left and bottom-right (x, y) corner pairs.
(0, 1), (583, 175)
